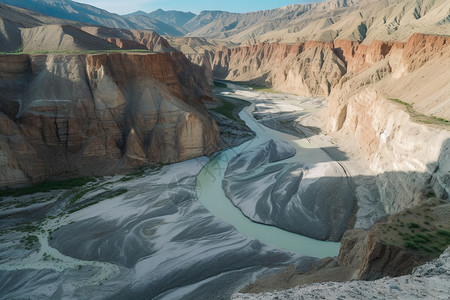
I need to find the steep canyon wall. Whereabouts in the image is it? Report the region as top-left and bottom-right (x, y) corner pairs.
(187, 33), (450, 214)
(0, 52), (221, 187)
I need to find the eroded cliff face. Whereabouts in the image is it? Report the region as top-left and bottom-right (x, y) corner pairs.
(198, 33), (449, 119)
(80, 26), (177, 53)
(188, 33), (450, 214)
(0, 52), (220, 188)
(327, 33), (450, 214)
(205, 38), (397, 96)
(210, 42), (346, 97)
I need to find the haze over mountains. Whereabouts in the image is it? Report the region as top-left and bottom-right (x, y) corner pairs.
(128, 9), (196, 32)
(1, 0), (449, 44)
(0, 0), (185, 36)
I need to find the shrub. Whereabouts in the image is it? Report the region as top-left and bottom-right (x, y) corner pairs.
(0, 177), (95, 197)
(415, 233), (431, 241)
(408, 222), (420, 229)
(420, 245), (433, 253)
(412, 237), (427, 244)
(404, 241), (418, 249)
(436, 229), (450, 237)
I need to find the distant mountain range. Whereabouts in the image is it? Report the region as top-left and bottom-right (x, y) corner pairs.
(0, 0), (185, 36)
(0, 0), (449, 44)
(128, 9), (195, 30)
(181, 0), (450, 44)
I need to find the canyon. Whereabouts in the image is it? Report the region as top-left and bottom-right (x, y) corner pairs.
(0, 51), (220, 187)
(180, 32), (450, 215)
(0, 0), (449, 299)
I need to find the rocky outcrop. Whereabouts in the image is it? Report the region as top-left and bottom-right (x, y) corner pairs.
(326, 34), (450, 214)
(345, 200), (450, 280)
(233, 246), (450, 299)
(210, 42), (346, 96)
(21, 24), (120, 52)
(0, 52), (220, 188)
(239, 200), (450, 294)
(190, 33), (450, 215)
(188, 33), (449, 118)
(80, 26), (177, 53)
(328, 89), (450, 213)
(205, 37), (407, 97)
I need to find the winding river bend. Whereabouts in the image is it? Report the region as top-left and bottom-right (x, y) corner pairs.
(196, 86), (341, 258)
(0, 85), (351, 299)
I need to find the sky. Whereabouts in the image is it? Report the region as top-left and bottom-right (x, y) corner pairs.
(74, 0), (319, 15)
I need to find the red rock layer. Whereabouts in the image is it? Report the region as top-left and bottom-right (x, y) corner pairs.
(209, 33), (450, 96)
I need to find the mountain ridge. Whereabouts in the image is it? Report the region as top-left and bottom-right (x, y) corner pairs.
(128, 8), (196, 30)
(0, 0), (184, 36)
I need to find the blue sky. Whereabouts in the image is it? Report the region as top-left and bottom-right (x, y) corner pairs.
(75, 0), (320, 15)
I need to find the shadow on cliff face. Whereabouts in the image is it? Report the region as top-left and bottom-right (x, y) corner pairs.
(235, 139), (450, 293)
(214, 118), (449, 242)
(0, 53), (223, 188)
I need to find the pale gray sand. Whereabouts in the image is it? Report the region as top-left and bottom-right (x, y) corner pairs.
(218, 86), (356, 241)
(242, 87), (386, 230)
(0, 158), (315, 299)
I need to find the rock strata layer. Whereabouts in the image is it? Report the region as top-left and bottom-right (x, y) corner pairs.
(187, 33), (450, 216)
(186, 33), (450, 120)
(0, 52), (220, 187)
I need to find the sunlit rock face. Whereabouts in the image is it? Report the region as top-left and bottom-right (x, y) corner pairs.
(0, 52), (221, 188)
(208, 33), (450, 216)
(326, 34), (450, 214)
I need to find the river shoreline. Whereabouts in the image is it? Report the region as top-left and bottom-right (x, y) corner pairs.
(209, 84), (360, 241)
(0, 83), (376, 299)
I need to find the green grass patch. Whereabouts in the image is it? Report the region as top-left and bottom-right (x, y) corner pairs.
(404, 241), (418, 249)
(432, 117), (449, 123)
(119, 167), (147, 182)
(437, 229), (450, 237)
(415, 233), (431, 241)
(419, 245), (434, 253)
(0, 45), (24, 55)
(14, 224), (39, 233)
(68, 201), (101, 214)
(211, 99), (237, 120)
(214, 81), (228, 88)
(68, 188), (128, 214)
(412, 237), (427, 243)
(408, 222), (420, 229)
(388, 98), (411, 107)
(250, 86), (280, 93)
(20, 234), (39, 250)
(107, 188), (128, 199)
(387, 97), (449, 125)
(119, 176), (135, 182)
(69, 186), (97, 205)
(0, 177), (96, 198)
(210, 96), (251, 122)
